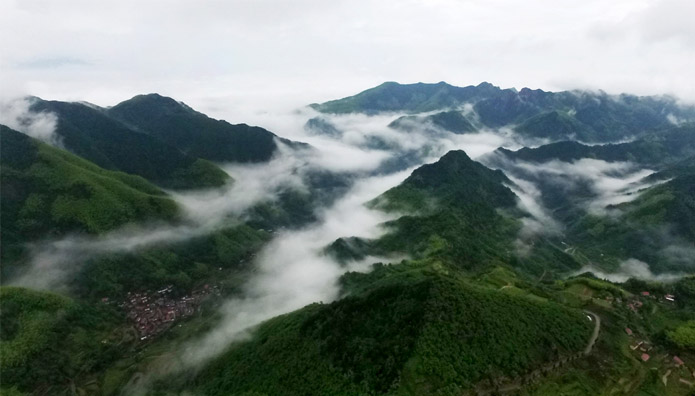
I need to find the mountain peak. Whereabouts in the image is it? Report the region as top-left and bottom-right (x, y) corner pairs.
(384, 149), (517, 210)
(406, 149), (507, 187)
(113, 93), (193, 115)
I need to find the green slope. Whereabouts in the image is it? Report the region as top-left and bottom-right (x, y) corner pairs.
(29, 98), (229, 189)
(327, 150), (580, 275)
(192, 267), (592, 395)
(108, 94), (307, 163)
(0, 287), (122, 396)
(0, 125), (179, 274)
(73, 224), (270, 299)
(496, 124), (695, 168)
(0, 125), (179, 234)
(311, 82), (695, 142)
(514, 110), (593, 140)
(474, 89), (693, 140)
(569, 172), (695, 272)
(389, 110), (477, 134)
(310, 81), (501, 114)
(375, 149), (517, 211)
(367, 150), (519, 266)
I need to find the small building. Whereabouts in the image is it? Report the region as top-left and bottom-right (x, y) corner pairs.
(641, 291), (650, 297)
(674, 356), (685, 366)
(625, 327), (633, 336)
(641, 353), (651, 362)
(665, 294), (675, 302)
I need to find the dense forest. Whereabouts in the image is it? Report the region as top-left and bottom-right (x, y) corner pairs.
(2, 81), (695, 395)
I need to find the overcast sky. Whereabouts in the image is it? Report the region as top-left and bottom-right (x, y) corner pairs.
(1, 0), (693, 121)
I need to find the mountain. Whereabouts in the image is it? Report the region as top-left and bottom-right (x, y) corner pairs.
(330, 150), (580, 275)
(495, 124), (695, 168)
(108, 94), (308, 163)
(514, 110), (592, 140)
(388, 110), (477, 134)
(6, 84), (695, 396)
(312, 82), (695, 142)
(484, 124), (695, 272)
(0, 125), (179, 274)
(304, 116), (342, 138)
(310, 81), (501, 114)
(650, 155), (695, 180)
(28, 98), (230, 190)
(373, 149), (517, 212)
(569, 172), (695, 272)
(187, 265), (592, 395)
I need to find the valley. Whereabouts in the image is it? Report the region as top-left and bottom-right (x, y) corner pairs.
(1, 82), (695, 396)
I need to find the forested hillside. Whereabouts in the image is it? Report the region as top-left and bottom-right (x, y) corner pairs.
(1, 125), (180, 277)
(29, 99), (230, 189)
(3, 82), (695, 396)
(108, 94), (307, 163)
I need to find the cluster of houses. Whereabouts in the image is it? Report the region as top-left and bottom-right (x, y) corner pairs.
(604, 290), (677, 313)
(609, 290), (695, 387)
(116, 284), (221, 340)
(625, 323), (695, 388)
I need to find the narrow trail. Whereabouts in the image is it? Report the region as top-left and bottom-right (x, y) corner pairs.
(583, 310), (601, 355)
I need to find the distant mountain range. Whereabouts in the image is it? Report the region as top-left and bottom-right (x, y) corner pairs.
(311, 81), (695, 142)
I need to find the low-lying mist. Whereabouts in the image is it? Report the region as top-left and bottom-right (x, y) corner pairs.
(12, 104), (525, 292)
(122, 168), (414, 395)
(484, 153), (664, 218)
(181, 169), (412, 365)
(0, 97), (61, 146)
(15, 96), (689, 391)
(575, 258), (685, 283)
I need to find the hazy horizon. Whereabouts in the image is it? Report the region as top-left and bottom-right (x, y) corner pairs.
(2, 0), (694, 124)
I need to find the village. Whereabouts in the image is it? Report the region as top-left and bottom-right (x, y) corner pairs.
(104, 283), (222, 341)
(612, 290), (695, 388)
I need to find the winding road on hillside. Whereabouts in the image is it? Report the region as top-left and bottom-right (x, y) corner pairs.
(473, 310), (602, 395)
(583, 310), (601, 355)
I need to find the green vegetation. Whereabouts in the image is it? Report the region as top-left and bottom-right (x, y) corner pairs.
(1, 126), (180, 274)
(374, 150), (516, 211)
(28, 99), (230, 189)
(4, 85), (695, 396)
(190, 267), (591, 396)
(389, 110), (477, 134)
(73, 224), (270, 299)
(312, 82), (695, 143)
(567, 172), (695, 272)
(0, 287), (122, 395)
(515, 110), (592, 140)
(366, 150), (579, 275)
(367, 151), (519, 267)
(667, 321), (695, 350)
(311, 81), (500, 114)
(498, 124), (695, 168)
(427, 110), (477, 133)
(108, 93), (307, 163)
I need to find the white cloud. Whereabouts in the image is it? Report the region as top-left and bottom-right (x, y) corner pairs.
(493, 156), (660, 215)
(576, 258), (684, 283)
(0, 97), (60, 146)
(122, 167), (413, 393)
(506, 176), (562, 238)
(0, 0), (693, 122)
